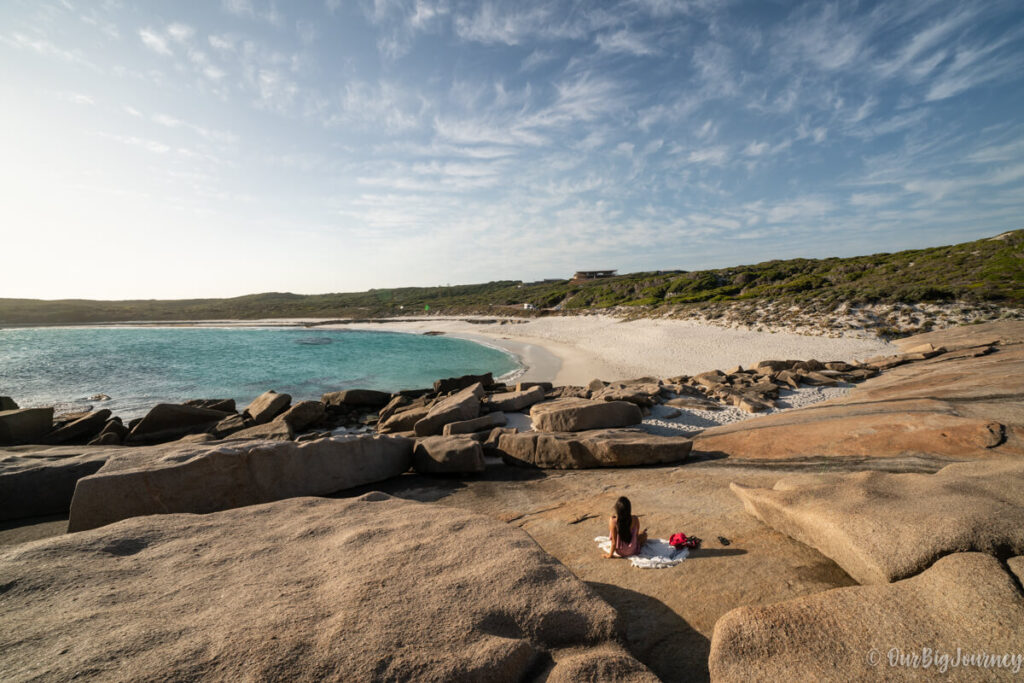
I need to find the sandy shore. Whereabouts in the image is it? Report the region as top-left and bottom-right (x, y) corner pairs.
(332, 315), (896, 386)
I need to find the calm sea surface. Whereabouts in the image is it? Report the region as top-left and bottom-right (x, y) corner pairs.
(0, 327), (520, 418)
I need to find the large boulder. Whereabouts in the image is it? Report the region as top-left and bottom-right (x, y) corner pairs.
(442, 411), (507, 435)
(127, 403), (232, 444)
(41, 408), (111, 445)
(413, 435), (486, 474)
(0, 397), (19, 410)
(2, 495), (655, 681)
(68, 435), (414, 532)
(729, 458), (1024, 584)
(485, 386), (546, 412)
(225, 420), (294, 441)
(413, 382), (485, 437)
(321, 389), (392, 408)
(709, 553), (1024, 682)
(183, 398), (236, 412)
(499, 429), (692, 469)
(244, 390), (291, 424)
(434, 372), (493, 394)
(276, 400), (326, 432)
(0, 445), (113, 520)
(0, 407), (54, 446)
(530, 399), (642, 433)
(378, 404), (430, 434)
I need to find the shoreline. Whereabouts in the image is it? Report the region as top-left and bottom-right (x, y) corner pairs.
(1, 315), (898, 388)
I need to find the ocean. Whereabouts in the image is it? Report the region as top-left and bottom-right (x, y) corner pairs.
(0, 326), (520, 418)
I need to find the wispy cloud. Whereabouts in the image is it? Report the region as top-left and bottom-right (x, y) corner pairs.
(139, 28), (172, 55)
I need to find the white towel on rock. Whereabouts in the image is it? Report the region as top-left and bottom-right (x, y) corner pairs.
(594, 536), (689, 569)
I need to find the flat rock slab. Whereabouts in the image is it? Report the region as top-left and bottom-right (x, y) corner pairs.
(710, 552), (1024, 682)
(1, 495), (654, 682)
(0, 445), (115, 521)
(531, 399), (643, 433)
(68, 435), (414, 532)
(499, 429), (692, 469)
(730, 458), (1024, 584)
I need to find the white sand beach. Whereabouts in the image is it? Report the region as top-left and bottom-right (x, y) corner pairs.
(333, 315), (897, 386)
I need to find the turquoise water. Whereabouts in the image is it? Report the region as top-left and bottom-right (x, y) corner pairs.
(0, 327), (520, 418)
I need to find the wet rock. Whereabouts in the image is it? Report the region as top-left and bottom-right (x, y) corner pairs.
(0, 397), (20, 410)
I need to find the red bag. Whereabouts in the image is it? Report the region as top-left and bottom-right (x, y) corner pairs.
(670, 532), (701, 550)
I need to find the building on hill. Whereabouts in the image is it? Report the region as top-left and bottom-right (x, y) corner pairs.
(571, 270), (617, 282)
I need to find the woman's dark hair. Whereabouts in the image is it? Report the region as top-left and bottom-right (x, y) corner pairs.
(614, 496), (632, 544)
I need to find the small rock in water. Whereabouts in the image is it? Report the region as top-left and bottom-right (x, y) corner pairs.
(89, 394), (112, 401)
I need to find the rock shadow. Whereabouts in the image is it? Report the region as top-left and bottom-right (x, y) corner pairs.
(331, 465), (549, 504)
(586, 581), (711, 683)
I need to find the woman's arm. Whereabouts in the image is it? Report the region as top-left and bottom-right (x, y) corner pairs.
(605, 517), (617, 558)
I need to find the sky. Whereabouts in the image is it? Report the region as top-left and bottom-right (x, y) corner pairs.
(2, 0), (1023, 300)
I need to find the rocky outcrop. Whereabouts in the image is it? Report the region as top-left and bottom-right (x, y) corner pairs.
(413, 383), (485, 437)
(531, 399), (642, 433)
(434, 372), (493, 394)
(413, 435), (485, 473)
(127, 403), (232, 444)
(693, 322), (1024, 461)
(244, 390), (291, 424)
(499, 429), (692, 469)
(321, 389), (392, 408)
(709, 553), (1024, 682)
(442, 411), (507, 435)
(68, 435), (414, 532)
(0, 397), (19, 411)
(730, 459), (1024, 584)
(183, 398), (236, 412)
(0, 445), (112, 520)
(226, 420), (294, 441)
(485, 385), (546, 412)
(41, 409), (111, 445)
(0, 408), (54, 446)
(276, 400), (326, 432)
(2, 494), (653, 681)
(378, 404), (430, 434)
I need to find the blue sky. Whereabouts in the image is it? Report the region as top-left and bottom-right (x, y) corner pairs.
(2, 0), (1023, 299)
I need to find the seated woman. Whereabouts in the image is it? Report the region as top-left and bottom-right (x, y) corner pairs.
(605, 496), (648, 558)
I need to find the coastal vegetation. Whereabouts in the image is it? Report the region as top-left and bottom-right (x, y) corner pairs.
(2, 230), (1021, 326)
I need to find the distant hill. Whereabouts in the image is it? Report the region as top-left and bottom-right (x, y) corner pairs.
(1, 230), (1021, 325)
